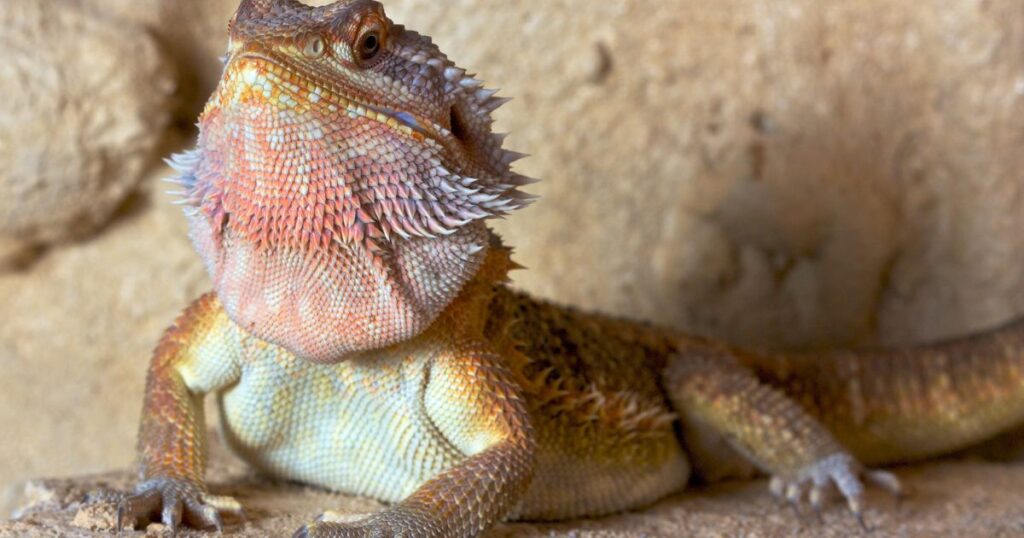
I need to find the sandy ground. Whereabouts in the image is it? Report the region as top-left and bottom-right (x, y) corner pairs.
(3, 438), (1024, 537)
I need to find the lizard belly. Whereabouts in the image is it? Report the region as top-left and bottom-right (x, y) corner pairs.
(216, 346), (464, 504)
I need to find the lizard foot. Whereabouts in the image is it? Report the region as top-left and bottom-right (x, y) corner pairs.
(770, 453), (901, 530)
(117, 478), (244, 533)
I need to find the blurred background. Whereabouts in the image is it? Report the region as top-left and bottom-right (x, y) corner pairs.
(1, 0), (1023, 518)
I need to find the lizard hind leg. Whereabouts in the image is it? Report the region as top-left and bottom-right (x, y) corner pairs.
(661, 349), (901, 525)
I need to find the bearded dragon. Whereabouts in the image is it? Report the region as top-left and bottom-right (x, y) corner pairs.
(112, 1), (1024, 536)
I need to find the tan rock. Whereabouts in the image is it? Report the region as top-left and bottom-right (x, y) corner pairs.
(439, 0), (1024, 349)
(0, 1), (174, 264)
(0, 169), (208, 517)
(74, 0), (336, 112)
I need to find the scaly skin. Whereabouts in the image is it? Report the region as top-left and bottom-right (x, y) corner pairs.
(113, 1), (1024, 536)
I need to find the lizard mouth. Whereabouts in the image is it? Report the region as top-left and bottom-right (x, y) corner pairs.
(229, 52), (447, 144)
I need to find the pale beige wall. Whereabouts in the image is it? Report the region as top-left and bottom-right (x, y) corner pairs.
(1, 0), (1023, 515)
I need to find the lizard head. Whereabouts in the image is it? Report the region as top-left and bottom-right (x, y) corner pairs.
(166, 0), (535, 363)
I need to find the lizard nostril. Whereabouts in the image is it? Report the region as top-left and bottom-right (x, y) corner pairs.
(449, 106), (468, 142)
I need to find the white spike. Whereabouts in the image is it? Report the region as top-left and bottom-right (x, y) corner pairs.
(486, 199), (513, 211)
(444, 67), (465, 81)
(459, 78), (483, 90)
(160, 177), (194, 187)
(475, 88), (499, 101)
(407, 218), (434, 239)
(391, 225), (411, 241)
(425, 217), (455, 236)
(437, 180), (459, 194)
(175, 150), (201, 162)
(427, 58), (445, 69)
(457, 208), (489, 220)
(441, 215), (471, 228)
(467, 244), (485, 255)
(470, 192), (501, 204)
(164, 158), (191, 174)
(482, 97), (512, 113)
(429, 202), (448, 219)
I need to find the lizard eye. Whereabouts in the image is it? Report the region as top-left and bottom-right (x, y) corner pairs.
(303, 35), (326, 58)
(360, 33), (380, 58)
(353, 19), (387, 67)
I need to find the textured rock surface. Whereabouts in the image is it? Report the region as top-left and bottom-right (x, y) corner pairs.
(0, 172), (209, 517)
(453, 0), (1024, 349)
(2, 0), (1024, 533)
(0, 1), (174, 265)
(4, 440), (1024, 537)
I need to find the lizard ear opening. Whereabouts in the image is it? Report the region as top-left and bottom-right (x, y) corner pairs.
(302, 35), (328, 59)
(449, 106), (469, 143)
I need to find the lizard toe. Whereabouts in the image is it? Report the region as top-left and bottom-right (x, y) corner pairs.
(117, 478), (241, 532)
(117, 488), (161, 531)
(771, 452), (902, 529)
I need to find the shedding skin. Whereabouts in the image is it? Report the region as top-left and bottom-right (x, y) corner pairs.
(112, 1), (1024, 536)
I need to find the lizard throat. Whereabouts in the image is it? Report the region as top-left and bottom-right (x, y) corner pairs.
(165, 32), (536, 361)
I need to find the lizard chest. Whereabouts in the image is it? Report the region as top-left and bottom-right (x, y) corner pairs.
(215, 341), (465, 503)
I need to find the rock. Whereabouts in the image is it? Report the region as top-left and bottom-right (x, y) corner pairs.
(438, 0), (1024, 349)
(69, 503), (116, 532)
(74, 0), (337, 117)
(0, 168), (209, 518)
(3, 439), (1024, 537)
(0, 0), (174, 266)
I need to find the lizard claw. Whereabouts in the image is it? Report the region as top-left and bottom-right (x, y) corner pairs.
(117, 478), (242, 533)
(770, 453), (901, 529)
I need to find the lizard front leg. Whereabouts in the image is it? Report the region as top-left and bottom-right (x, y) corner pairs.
(297, 336), (536, 538)
(117, 294), (244, 532)
(663, 351), (900, 525)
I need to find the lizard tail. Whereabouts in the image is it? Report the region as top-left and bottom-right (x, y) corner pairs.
(735, 318), (1024, 465)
